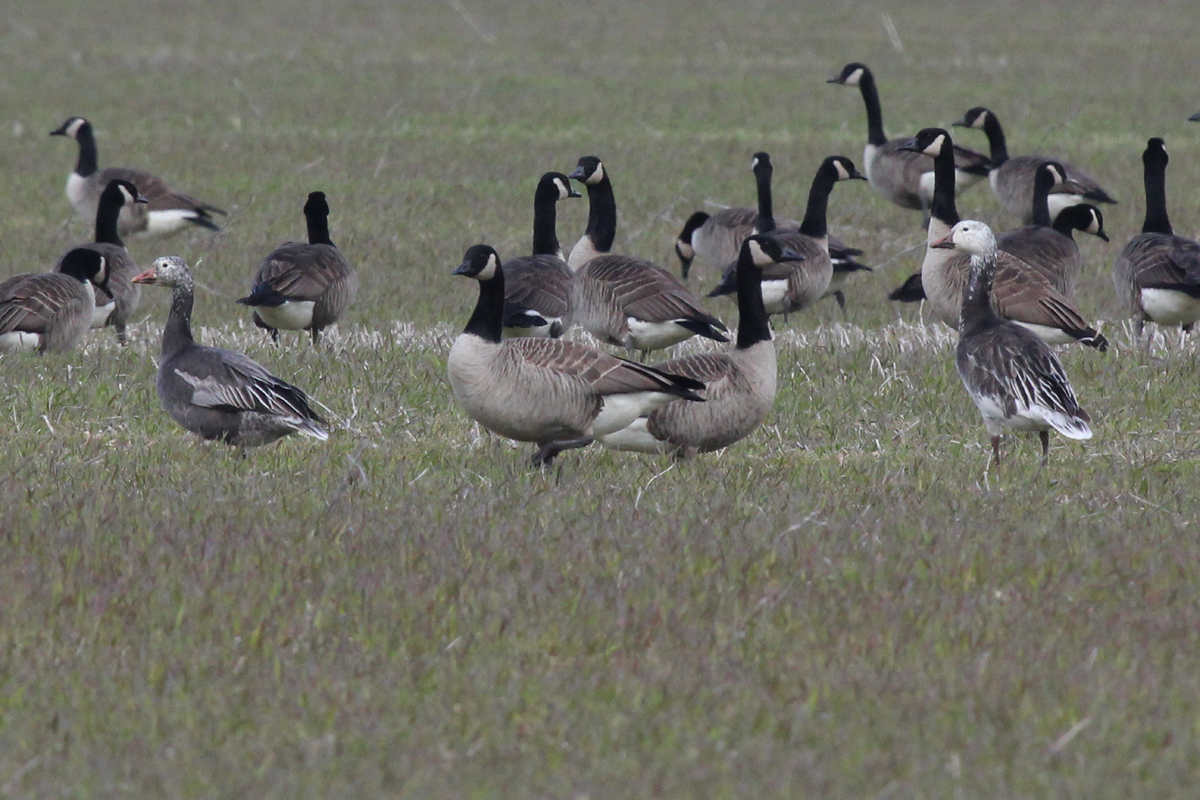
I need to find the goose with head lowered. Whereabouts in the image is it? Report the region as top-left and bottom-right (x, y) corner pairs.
(567, 156), (728, 355)
(447, 244), (706, 468)
(0, 249), (109, 354)
(935, 220), (1091, 465)
(953, 107), (1116, 224)
(707, 155), (866, 317)
(900, 128), (1107, 350)
(1112, 138), (1200, 334)
(828, 63), (989, 219)
(594, 235), (799, 459)
(55, 178), (147, 344)
(500, 172), (581, 338)
(50, 117), (226, 238)
(238, 191), (358, 346)
(133, 257), (328, 447)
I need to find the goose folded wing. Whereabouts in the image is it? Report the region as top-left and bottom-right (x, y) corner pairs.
(993, 258), (1100, 336)
(967, 334), (1082, 417)
(0, 275), (76, 333)
(510, 338), (702, 395)
(251, 248), (348, 301)
(504, 257), (572, 319)
(589, 257), (723, 326)
(176, 352), (323, 422)
(651, 352), (735, 386)
(99, 166), (226, 214)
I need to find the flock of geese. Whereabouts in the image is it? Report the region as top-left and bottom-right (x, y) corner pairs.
(4, 63), (1200, 467)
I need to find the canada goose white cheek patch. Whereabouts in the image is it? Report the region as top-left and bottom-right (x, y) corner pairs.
(843, 68), (863, 87)
(747, 238), (768, 266)
(0, 331), (41, 352)
(1046, 193), (1086, 220)
(257, 300), (316, 331)
(676, 241), (695, 260)
(1140, 288), (1200, 326)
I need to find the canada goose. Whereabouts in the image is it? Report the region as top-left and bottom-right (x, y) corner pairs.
(827, 63), (989, 217)
(597, 235), (799, 458)
(500, 172), (581, 338)
(707, 156), (865, 317)
(0, 249), (108, 354)
(447, 244), (706, 467)
(934, 220), (1091, 465)
(50, 117), (226, 238)
(237, 191), (358, 346)
(902, 128), (1107, 349)
(1112, 138), (1200, 333)
(133, 257), (328, 446)
(952, 107), (1116, 223)
(567, 156), (729, 354)
(824, 237), (874, 311)
(55, 179), (147, 344)
(673, 152), (799, 278)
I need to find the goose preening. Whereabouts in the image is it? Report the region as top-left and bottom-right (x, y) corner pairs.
(567, 156), (728, 354)
(827, 63), (989, 217)
(952, 107), (1116, 223)
(133, 257), (329, 447)
(447, 244), (706, 467)
(50, 117), (226, 238)
(500, 172), (580, 338)
(707, 156), (865, 317)
(1112, 138), (1200, 333)
(598, 235), (798, 458)
(238, 191), (358, 346)
(934, 220), (1091, 465)
(0, 249), (108, 354)
(56, 179), (147, 344)
(902, 128), (1107, 350)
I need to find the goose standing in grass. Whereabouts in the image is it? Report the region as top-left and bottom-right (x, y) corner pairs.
(56, 179), (147, 344)
(823, 239), (874, 312)
(597, 235), (799, 458)
(567, 156), (728, 355)
(133, 257), (328, 447)
(50, 117), (226, 238)
(827, 63), (989, 219)
(952, 107), (1116, 223)
(238, 191), (358, 346)
(500, 172), (580, 338)
(1112, 138), (1200, 333)
(707, 156), (865, 317)
(0, 249), (108, 354)
(900, 128), (1107, 350)
(934, 220), (1091, 465)
(448, 244), (706, 467)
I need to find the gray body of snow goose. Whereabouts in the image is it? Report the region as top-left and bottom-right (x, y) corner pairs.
(934, 220), (1091, 464)
(133, 257), (328, 447)
(500, 172), (581, 338)
(1112, 138), (1200, 333)
(447, 245), (706, 467)
(0, 249), (108, 354)
(902, 128), (1107, 350)
(706, 156), (866, 317)
(598, 235), (800, 458)
(952, 107), (1116, 223)
(238, 192), (358, 346)
(566, 156), (728, 354)
(55, 179), (147, 343)
(827, 63), (989, 216)
(50, 117), (226, 238)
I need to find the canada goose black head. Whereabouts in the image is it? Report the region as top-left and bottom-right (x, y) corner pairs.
(453, 244), (501, 282)
(537, 172), (581, 203)
(825, 155), (868, 182)
(1055, 204), (1109, 242)
(827, 62), (869, 87)
(952, 107), (991, 130)
(133, 255), (193, 288)
(751, 151), (773, 177)
(675, 210), (711, 271)
(569, 156), (606, 186)
(304, 191), (330, 219)
(1144, 137), (1168, 169)
(49, 116), (90, 139)
(1034, 161), (1068, 193)
(102, 178), (149, 208)
(59, 248), (110, 293)
(899, 128), (951, 157)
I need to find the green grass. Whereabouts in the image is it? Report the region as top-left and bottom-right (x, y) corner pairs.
(3, 0), (1200, 796)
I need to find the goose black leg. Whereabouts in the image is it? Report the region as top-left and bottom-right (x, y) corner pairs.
(991, 435), (1002, 465)
(1039, 431), (1050, 465)
(532, 437), (594, 468)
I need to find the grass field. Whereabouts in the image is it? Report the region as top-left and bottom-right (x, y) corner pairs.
(4, 0), (1200, 796)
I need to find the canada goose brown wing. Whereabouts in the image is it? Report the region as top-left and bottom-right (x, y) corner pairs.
(992, 255), (1104, 343)
(867, 140), (931, 209)
(1125, 234), (1200, 289)
(583, 256), (722, 325)
(98, 166), (226, 214)
(997, 226), (1079, 293)
(0, 273), (86, 334)
(651, 352), (736, 385)
(507, 337), (702, 396)
(252, 243), (350, 302)
(503, 254), (573, 321)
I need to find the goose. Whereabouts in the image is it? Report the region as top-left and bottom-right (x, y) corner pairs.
(827, 63), (989, 217)
(1190, 111), (1200, 122)
(566, 156), (728, 354)
(0, 249), (108, 354)
(133, 257), (328, 446)
(500, 172), (581, 338)
(597, 235), (799, 458)
(1112, 138), (1200, 333)
(934, 220), (1091, 465)
(952, 107), (1116, 223)
(447, 244), (706, 467)
(706, 156), (865, 316)
(901, 128), (1107, 349)
(237, 191), (358, 346)
(50, 117), (226, 238)
(55, 179), (147, 344)
(823, 238), (874, 312)
(673, 152), (799, 278)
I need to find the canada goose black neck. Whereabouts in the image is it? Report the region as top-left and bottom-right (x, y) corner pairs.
(94, 182), (127, 247)
(163, 273), (197, 362)
(303, 192), (334, 246)
(978, 112), (1009, 166)
(929, 130), (960, 227)
(71, 120), (99, 178)
(752, 153), (776, 233)
(798, 158), (840, 239)
(1030, 163), (1057, 228)
(457, 248), (505, 344)
(855, 68), (888, 147)
(735, 244), (771, 350)
(531, 175), (566, 257)
(1141, 139), (1172, 236)
(581, 170), (617, 254)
